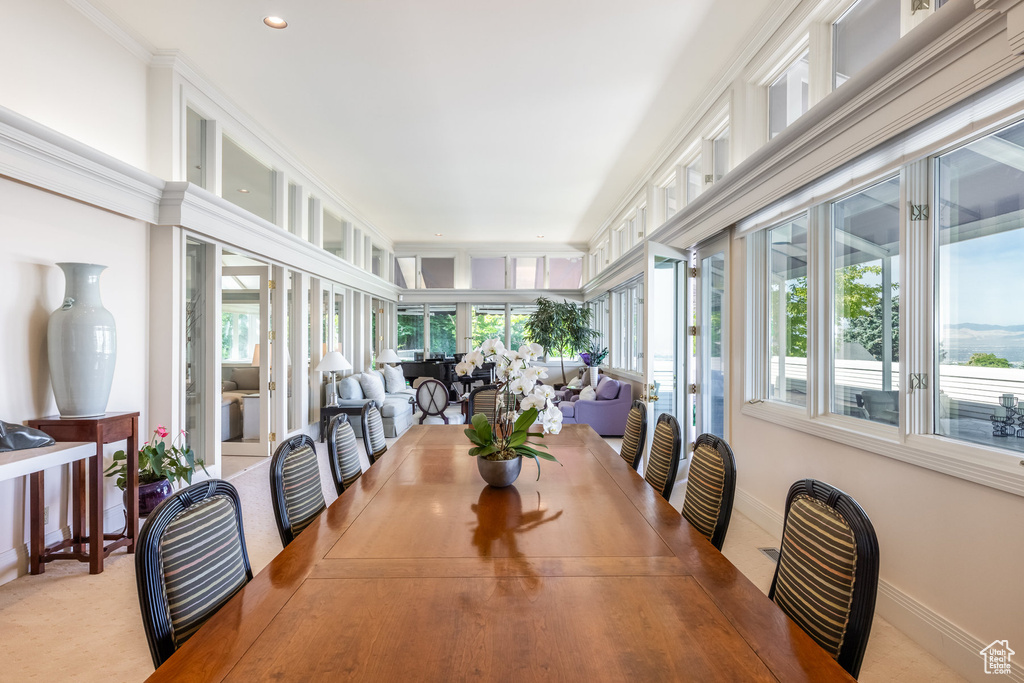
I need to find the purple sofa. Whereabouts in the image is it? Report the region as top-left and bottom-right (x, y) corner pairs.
(558, 376), (632, 436)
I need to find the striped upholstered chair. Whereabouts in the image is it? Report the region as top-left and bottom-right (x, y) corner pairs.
(468, 384), (499, 423)
(619, 400), (647, 471)
(769, 479), (879, 679)
(269, 435), (327, 547)
(326, 414), (363, 496)
(643, 413), (681, 501)
(135, 479), (252, 668)
(360, 401), (388, 464)
(680, 433), (737, 550)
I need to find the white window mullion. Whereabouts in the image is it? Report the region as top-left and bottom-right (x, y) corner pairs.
(903, 158), (933, 442)
(807, 203), (829, 419)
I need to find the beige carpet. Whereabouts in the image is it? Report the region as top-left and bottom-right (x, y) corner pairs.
(0, 435), (966, 682)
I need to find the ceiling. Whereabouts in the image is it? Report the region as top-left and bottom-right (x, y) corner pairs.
(95, 0), (775, 245)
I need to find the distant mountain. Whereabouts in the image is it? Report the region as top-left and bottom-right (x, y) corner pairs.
(946, 323), (1024, 332)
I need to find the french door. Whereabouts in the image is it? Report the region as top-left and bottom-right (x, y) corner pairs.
(690, 235), (730, 445)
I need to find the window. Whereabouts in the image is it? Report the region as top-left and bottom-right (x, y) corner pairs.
(511, 257), (544, 289)
(396, 304), (424, 360)
(686, 157), (703, 204)
(185, 107), (205, 188)
(549, 257), (583, 289)
(509, 304), (536, 351)
(663, 177), (678, 217)
(616, 225), (627, 257)
(588, 295), (609, 358)
(222, 135), (275, 222)
(395, 256), (415, 288)
(639, 206), (647, 238)
(768, 216), (809, 406)
(323, 210), (345, 259)
(833, 0), (901, 89)
(936, 119), (1024, 454)
(371, 246), (383, 277)
(221, 274), (260, 362)
(288, 183), (302, 237)
(419, 257), (455, 288)
(831, 177), (900, 424)
(713, 128), (730, 182)
(471, 257), (506, 289)
(472, 304), (506, 347)
(612, 279), (643, 373)
(428, 305), (457, 358)
(768, 51), (810, 139)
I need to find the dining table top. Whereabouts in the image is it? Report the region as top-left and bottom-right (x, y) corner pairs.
(146, 424), (854, 682)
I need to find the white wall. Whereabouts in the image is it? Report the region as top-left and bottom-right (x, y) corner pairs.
(0, 0), (149, 169)
(727, 236), (1024, 682)
(0, 176), (149, 582)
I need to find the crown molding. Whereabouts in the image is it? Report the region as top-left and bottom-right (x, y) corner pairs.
(64, 0), (155, 63)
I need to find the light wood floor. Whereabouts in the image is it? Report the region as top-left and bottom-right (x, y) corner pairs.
(0, 434), (966, 682)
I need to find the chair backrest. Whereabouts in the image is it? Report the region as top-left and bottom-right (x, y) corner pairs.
(468, 384), (499, 423)
(416, 379), (450, 424)
(135, 479), (252, 668)
(361, 401), (388, 464)
(681, 433), (737, 550)
(326, 414), (362, 496)
(768, 479), (879, 679)
(619, 400), (647, 471)
(644, 413), (681, 501)
(269, 435), (327, 547)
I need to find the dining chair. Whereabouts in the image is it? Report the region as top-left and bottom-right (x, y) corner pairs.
(680, 433), (737, 550)
(468, 384), (499, 422)
(269, 434), (327, 547)
(769, 479), (879, 679)
(416, 378), (453, 424)
(326, 414), (362, 496)
(135, 479), (252, 668)
(361, 401), (388, 464)
(619, 400), (647, 471)
(643, 413), (681, 501)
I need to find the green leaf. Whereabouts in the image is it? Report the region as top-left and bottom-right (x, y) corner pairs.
(507, 431), (529, 448)
(472, 412), (492, 443)
(514, 408), (538, 432)
(464, 428), (484, 446)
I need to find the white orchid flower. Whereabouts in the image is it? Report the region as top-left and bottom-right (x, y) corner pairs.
(520, 394), (546, 412)
(481, 338), (505, 357)
(465, 350), (485, 369)
(455, 361), (471, 376)
(537, 385), (555, 400)
(522, 365), (548, 382)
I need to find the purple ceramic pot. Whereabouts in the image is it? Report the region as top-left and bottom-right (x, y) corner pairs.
(129, 478), (173, 517)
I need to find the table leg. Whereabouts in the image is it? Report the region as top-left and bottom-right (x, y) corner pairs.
(126, 415), (139, 552)
(29, 472), (44, 575)
(89, 426), (104, 574)
(72, 460), (85, 553)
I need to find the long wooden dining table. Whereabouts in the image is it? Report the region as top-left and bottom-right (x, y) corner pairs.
(146, 424), (854, 682)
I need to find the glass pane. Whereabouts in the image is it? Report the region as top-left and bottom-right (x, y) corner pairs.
(652, 260), (678, 426)
(686, 158), (703, 203)
(472, 304), (506, 347)
(287, 183), (302, 237)
(713, 128), (729, 182)
(471, 257), (506, 289)
(428, 305), (457, 358)
(618, 290), (629, 368)
(768, 51), (810, 139)
(221, 281), (259, 362)
(371, 246), (383, 277)
(322, 289), (331, 354)
(308, 285), (315, 423)
(632, 284), (643, 373)
(549, 257), (583, 289)
(184, 239), (207, 454)
(397, 304), (424, 360)
(768, 216), (809, 406)
(308, 197), (317, 243)
(936, 120), (1024, 454)
(186, 107), (205, 187)
(664, 180), (678, 216)
(333, 292), (344, 359)
(222, 135), (275, 222)
(395, 256), (415, 288)
(323, 210), (346, 259)
(287, 272), (298, 431)
(511, 257), (544, 289)
(701, 252), (726, 438)
(509, 305), (536, 351)
(420, 257), (455, 288)
(833, 0), (901, 89)
(831, 177), (901, 424)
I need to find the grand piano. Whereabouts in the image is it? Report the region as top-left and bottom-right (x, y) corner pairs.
(400, 357), (494, 401)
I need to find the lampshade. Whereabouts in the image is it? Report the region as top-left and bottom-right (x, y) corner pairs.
(377, 348), (401, 364)
(316, 351), (352, 373)
(251, 343), (260, 367)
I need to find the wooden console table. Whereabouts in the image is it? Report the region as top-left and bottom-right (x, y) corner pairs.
(26, 412), (139, 574)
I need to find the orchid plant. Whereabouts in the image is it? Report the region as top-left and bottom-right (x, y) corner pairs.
(579, 346), (609, 367)
(456, 338), (562, 479)
(104, 426), (208, 491)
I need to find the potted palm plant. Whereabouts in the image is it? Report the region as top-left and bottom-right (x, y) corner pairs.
(104, 425), (208, 516)
(524, 297), (597, 385)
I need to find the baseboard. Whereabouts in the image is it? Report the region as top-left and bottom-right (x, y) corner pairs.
(0, 504), (130, 586)
(734, 488), (1021, 683)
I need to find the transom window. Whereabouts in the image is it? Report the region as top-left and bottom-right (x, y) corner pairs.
(768, 50), (809, 140)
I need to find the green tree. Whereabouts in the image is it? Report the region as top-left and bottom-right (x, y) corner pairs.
(965, 352), (1011, 368)
(472, 312), (506, 346)
(524, 298), (597, 381)
(429, 311), (457, 356)
(842, 296), (899, 362)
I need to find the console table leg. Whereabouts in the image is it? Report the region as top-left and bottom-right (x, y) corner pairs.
(72, 460), (85, 553)
(89, 428), (104, 574)
(126, 414), (138, 552)
(29, 472), (44, 575)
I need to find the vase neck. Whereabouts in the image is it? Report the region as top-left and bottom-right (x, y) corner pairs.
(58, 263), (106, 307)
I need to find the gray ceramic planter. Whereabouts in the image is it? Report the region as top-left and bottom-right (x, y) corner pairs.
(477, 456), (522, 488)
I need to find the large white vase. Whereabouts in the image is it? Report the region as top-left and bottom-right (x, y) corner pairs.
(47, 263), (117, 417)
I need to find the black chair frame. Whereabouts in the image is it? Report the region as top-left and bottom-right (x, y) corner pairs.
(360, 401), (387, 464)
(467, 384), (499, 420)
(652, 413), (682, 501)
(768, 479), (879, 679)
(135, 479), (252, 669)
(269, 434), (325, 547)
(623, 400), (647, 471)
(416, 378), (452, 424)
(691, 432), (738, 551)
(326, 413), (352, 496)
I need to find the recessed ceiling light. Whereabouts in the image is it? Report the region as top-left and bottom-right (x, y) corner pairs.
(263, 16), (288, 29)
(238, 188), (251, 194)
(536, 235), (545, 238)
(434, 233), (443, 237)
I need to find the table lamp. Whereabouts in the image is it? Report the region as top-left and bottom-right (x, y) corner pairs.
(377, 348), (401, 367)
(316, 351), (352, 407)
